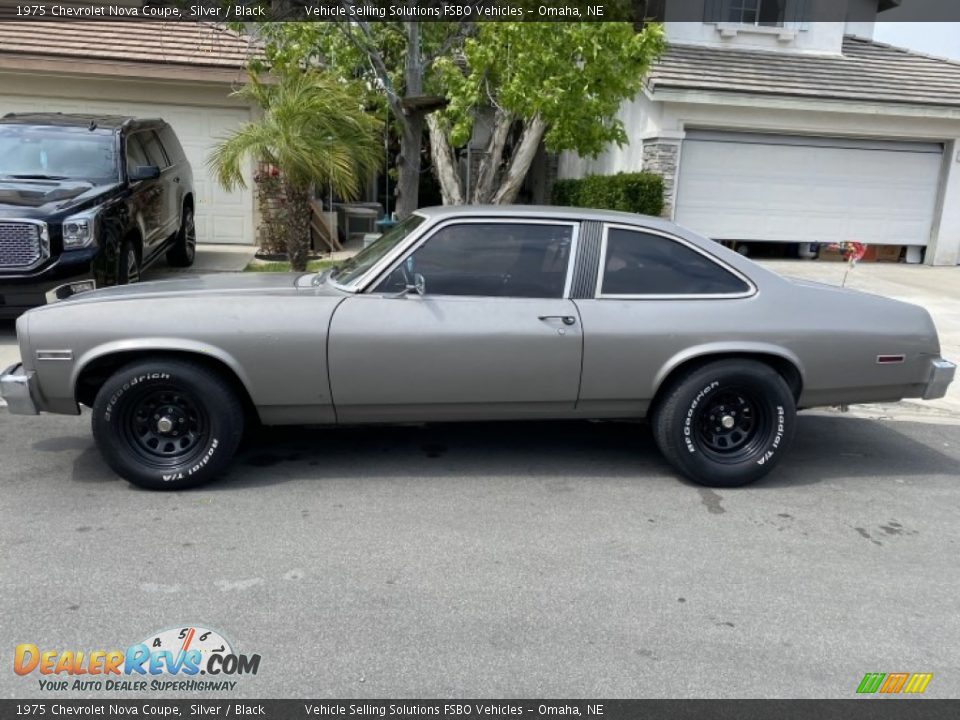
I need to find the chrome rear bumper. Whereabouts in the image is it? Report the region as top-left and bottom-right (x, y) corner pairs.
(0, 363), (39, 415)
(923, 358), (956, 400)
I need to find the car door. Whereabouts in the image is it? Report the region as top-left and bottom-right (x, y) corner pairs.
(328, 220), (583, 423)
(137, 130), (177, 256)
(125, 132), (167, 249)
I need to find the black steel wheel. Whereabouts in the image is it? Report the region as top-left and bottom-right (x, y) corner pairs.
(92, 359), (244, 490)
(652, 359), (796, 487)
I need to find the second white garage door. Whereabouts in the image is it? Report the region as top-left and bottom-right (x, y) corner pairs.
(674, 131), (943, 246)
(0, 93), (254, 245)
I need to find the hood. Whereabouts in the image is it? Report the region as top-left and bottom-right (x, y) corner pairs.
(35, 271), (348, 311)
(0, 179), (117, 217)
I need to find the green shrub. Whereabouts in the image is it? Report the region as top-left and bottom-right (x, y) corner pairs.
(551, 172), (664, 217)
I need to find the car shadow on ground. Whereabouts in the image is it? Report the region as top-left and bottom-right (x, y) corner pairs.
(201, 413), (959, 491)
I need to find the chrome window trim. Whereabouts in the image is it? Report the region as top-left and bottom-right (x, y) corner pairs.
(359, 217), (581, 300)
(594, 223), (757, 300)
(330, 212), (432, 294)
(0, 218), (50, 273)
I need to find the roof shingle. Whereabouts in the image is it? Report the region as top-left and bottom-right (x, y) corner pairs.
(649, 36), (960, 108)
(0, 21), (259, 69)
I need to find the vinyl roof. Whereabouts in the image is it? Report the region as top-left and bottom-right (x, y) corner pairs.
(648, 35), (960, 108)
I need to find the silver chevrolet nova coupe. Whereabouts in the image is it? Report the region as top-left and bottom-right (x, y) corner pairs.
(2, 206), (955, 490)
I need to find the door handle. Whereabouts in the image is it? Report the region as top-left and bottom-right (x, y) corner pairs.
(538, 315), (576, 326)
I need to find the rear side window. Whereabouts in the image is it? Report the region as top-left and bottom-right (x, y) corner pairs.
(158, 125), (185, 162)
(600, 228), (750, 296)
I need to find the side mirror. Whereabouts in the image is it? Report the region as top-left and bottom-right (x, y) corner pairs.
(129, 165), (160, 181)
(390, 273), (425, 299)
(411, 273), (425, 296)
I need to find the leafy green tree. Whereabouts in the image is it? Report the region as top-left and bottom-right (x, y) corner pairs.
(209, 71), (381, 270)
(244, 18), (663, 212)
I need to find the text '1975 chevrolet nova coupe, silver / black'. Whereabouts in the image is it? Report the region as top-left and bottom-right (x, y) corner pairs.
(1, 206), (956, 490)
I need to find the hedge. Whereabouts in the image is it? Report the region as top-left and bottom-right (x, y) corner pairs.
(551, 172), (664, 217)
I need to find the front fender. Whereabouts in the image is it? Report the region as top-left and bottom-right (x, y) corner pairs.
(72, 338), (255, 401)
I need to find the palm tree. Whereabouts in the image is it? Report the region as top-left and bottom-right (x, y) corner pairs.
(209, 71), (382, 270)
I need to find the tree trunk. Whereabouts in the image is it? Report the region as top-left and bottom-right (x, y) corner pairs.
(283, 181), (311, 271)
(394, 22), (424, 219)
(427, 114), (465, 205)
(492, 116), (547, 205)
(472, 109), (512, 203)
(395, 115), (423, 219)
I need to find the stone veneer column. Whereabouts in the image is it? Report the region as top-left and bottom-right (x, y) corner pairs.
(642, 139), (682, 219)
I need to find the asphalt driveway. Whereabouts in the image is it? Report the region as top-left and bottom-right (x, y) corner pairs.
(1, 410), (958, 699)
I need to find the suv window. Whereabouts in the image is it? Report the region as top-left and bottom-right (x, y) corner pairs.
(139, 131), (169, 168)
(376, 222), (574, 298)
(125, 135), (150, 176)
(0, 124), (118, 182)
(600, 228), (750, 296)
(158, 125), (185, 163)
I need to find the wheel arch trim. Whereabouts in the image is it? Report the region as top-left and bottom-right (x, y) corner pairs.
(72, 339), (256, 406)
(652, 342), (806, 400)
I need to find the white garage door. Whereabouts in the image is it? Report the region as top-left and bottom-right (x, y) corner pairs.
(674, 131), (943, 246)
(0, 93), (254, 245)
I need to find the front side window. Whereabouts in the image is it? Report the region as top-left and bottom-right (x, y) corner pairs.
(0, 125), (118, 182)
(140, 131), (169, 168)
(125, 135), (150, 176)
(375, 222), (575, 299)
(600, 228), (750, 297)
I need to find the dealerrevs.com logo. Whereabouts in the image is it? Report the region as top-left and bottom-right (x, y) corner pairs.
(14, 626), (261, 692)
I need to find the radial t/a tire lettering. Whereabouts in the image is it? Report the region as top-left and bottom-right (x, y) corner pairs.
(652, 359), (797, 487)
(91, 359), (244, 490)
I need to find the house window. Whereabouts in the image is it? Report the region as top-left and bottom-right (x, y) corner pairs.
(727, 0), (785, 26)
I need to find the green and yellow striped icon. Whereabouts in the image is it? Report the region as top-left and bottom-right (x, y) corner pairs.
(857, 672), (932, 694)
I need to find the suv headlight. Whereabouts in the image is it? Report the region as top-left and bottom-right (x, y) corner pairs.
(62, 209), (99, 249)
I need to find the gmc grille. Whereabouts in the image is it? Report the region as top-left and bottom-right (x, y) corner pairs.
(0, 222), (44, 269)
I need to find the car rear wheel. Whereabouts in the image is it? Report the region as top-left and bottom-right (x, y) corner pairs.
(166, 206), (197, 268)
(91, 359), (244, 490)
(652, 359), (796, 487)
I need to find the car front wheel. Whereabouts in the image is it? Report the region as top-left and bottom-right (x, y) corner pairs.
(91, 359), (244, 490)
(652, 359), (796, 487)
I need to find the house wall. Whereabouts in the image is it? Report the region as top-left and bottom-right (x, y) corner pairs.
(664, 21), (848, 54)
(558, 91), (960, 264)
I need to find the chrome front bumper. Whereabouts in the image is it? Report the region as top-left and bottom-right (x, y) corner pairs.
(0, 363), (39, 415)
(923, 358), (957, 400)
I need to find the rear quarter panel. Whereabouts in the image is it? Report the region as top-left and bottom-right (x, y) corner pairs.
(575, 277), (939, 413)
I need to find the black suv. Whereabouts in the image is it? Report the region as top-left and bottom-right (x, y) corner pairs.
(0, 113), (196, 317)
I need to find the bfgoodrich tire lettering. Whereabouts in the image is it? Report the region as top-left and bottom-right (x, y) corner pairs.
(652, 359), (796, 488)
(92, 359), (244, 490)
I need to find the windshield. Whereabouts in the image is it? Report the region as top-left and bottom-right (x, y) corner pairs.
(327, 213), (426, 287)
(0, 125), (119, 183)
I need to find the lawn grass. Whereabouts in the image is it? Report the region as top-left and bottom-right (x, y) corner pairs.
(243, 259), (336, 273)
